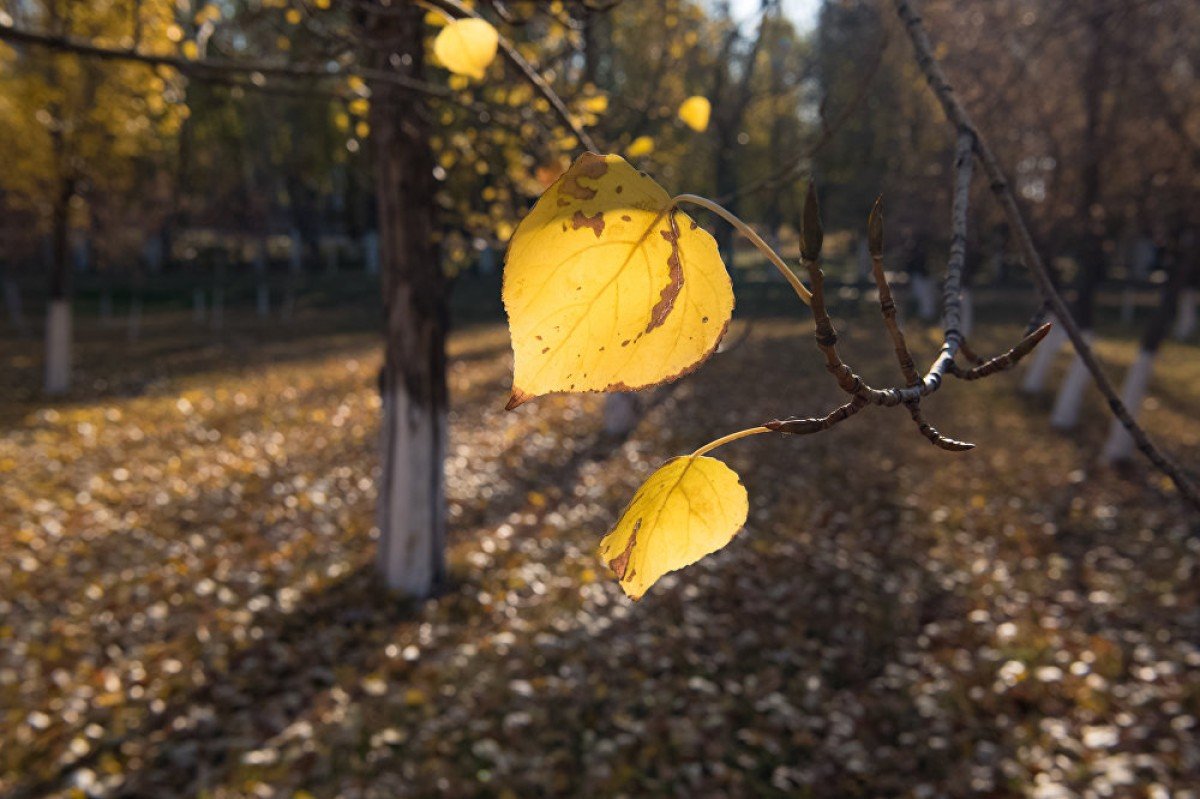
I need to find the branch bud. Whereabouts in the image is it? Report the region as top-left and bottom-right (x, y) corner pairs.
(868, 195), (884, 257)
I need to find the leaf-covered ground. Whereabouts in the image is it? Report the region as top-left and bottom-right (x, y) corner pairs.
(2, 302), (1198, 798)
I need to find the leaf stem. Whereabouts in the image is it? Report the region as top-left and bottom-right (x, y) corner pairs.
(673, 194), (812, 306)
(690, 426), (773, 457)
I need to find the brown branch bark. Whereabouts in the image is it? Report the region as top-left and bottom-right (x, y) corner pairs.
(892, 0), (1200, 512)
(0, 19), (456, 96)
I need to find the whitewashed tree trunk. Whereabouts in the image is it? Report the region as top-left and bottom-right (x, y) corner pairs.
(377, 384), (446, 595)
(1050, 330), (1096, 429)
(1100, 348), (1155, 464)
(603, 393), (639, 437)
(371, 4), (447, 597)
(44, 299), (71, 395)
(1021, 318), (1069, 393)
(1173, 288), (1196, 339)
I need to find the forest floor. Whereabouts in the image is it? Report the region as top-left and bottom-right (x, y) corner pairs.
(1, 300), (1198, 798)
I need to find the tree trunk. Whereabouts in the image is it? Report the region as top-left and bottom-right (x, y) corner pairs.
(1049, 12), (1107, 426)
(1173, 287), (1196, 339)
(1050, 331), (1096, 429)
(1102, 248), (1194, 462)
(370, 3), (447, 597)
(3, 268), (29, 338)
(1020, 318), (1068, 393)
(45, 178), (73, 395)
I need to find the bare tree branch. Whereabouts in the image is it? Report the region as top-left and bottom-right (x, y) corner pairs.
(421, 0), (601, 152)
(892, 0), (1200, 512)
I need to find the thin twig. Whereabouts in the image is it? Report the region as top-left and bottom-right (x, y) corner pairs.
(423, 0), (600, 152)
(893, 0), (1200, 511)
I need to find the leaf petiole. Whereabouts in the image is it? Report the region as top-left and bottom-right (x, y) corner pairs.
(690, 426), (773, 457)
(673, 194), (813, 306)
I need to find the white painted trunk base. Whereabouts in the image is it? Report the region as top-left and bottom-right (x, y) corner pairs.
(1050, 330), (1096, 430)
(603, 393), (639, 437)
(44, 299), (71, 395)
(1021, 319), (1069, 394)
(1100, 349), (1155, 464)
(376, 385), (446, 596)
(1174, 288), (1197, 340)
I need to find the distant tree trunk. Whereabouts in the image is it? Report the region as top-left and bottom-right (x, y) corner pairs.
(45, 178), (73, 395)
(1102, 241), (1194, 463)
(3, 259), (29, 338)
(370, 3), (447, 597)
(255, 236), (270, 317)
(210, 254), (225, 332)
(1173, 287), (1196, 339)
(193, 287), (206, 323)
(1050, 12), (1108, 429)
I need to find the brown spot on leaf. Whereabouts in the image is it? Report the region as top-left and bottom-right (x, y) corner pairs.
(608, 521), (640, 580)
(557, 152), (608, 202)
(541, 347), (549, 354)
(621, 214), (632, 222)
(572, 210), (605, 238)
(646, 214), (685, 334)
(505, 388), (534, 411)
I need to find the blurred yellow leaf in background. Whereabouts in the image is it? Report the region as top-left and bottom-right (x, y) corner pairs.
(433, 18), (500, 81)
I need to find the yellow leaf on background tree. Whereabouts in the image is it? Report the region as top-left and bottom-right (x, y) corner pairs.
(433, 18), (500, 81)
(678, 95), (711, 132)
(502, 153), (733, 408)
(598, 455), (748, 600)
(626, 135), (655, 157)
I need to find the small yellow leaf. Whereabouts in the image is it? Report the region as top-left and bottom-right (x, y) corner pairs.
(626, 135), (655, 157)
(181, 40), (198, 60)
(599, 455), (748, 600)
(678, 95), (711, 132)
(582, 94), (609, 114)
(502, 153), (732, 407)
(285, 8), (302, 24)
(433, 18), (499, 81)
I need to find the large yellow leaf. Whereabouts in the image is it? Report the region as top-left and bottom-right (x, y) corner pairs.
(678, 95), (711, 132)
(598, 455), (748, 600)
(433, 18), (499, 81)
(502, 153), (732, 408)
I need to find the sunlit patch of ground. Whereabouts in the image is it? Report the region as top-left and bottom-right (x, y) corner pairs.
(1, 304), (1196, 797)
